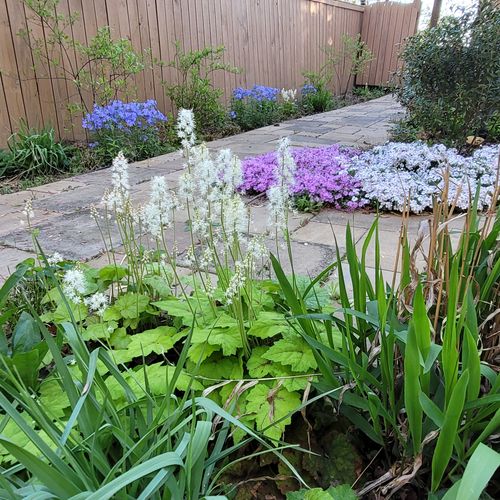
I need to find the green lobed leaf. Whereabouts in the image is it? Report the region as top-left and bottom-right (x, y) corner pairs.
(245, 384), (301, 441)
(262, 336), (317, 372)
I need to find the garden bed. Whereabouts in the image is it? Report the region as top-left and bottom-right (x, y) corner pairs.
(0, 109), (499, 498)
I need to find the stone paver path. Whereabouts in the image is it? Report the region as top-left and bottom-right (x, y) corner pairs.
(0, 95), (434, 283)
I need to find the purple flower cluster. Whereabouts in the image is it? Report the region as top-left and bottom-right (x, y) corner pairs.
(232, 85), (280, 102)
(241, 145), (364, 209)
(82, 100), (167, 132)
(301, 84), (318, 95)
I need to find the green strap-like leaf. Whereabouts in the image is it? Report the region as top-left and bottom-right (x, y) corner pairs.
(431, 369), (469, 491)
(0, 437), (80, 498)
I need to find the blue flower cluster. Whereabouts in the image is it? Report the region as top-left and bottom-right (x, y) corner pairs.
(82, 100), (167, 132)
(232, 85), (280, 102)
(301, 84), (318, 95)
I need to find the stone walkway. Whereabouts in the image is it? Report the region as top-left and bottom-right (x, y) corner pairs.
(0, 95), (425, 282)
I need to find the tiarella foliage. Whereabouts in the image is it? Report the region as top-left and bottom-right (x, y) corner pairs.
(351, 142), (499, 212)
(241, 145), (362, 209)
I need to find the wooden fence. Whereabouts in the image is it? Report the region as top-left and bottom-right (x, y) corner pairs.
(0, 0), (419, 145)
(356, 0), (421, 86)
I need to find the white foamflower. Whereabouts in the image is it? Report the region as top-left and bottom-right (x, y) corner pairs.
(144, 176), (177, 238)
(22, 199), (34, 219)
(63, 268), (87, 303)
(217, 149), (243, 193)
(177, 109), (196, 149)
(225, 261), (247, 305)
(102, 151), (130, 213)
(222, 195), (248, 238)
(47, 252), (63, 265)
(84, 292), (109, 316)
(281, 88), (297, 102)
(267, 138), (296, 234)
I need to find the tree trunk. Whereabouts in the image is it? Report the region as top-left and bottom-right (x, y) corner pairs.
(430, 0), (443, 27)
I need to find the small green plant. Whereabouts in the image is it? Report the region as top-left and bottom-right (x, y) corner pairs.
(0, 124), (71, 179)
(396, 1), (500, 148)
(166, 42), (239, 138)
(303, 34), (373, 99)
(300, 76), (336, 114)
(352, 85), (388, 102)
(294, 194), (323, 213)
(338, 34), (373, 98)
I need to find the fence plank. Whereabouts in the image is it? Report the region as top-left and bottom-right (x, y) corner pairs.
(357, 0), (421, 86)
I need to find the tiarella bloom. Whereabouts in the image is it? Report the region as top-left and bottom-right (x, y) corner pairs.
(47, 252), (63, 265)
(224, 260), (247, 305)
(102, 151), (130, 213)
(216, 149), (244, 195)
(84, 292), (109, 316)
(143, 176), (177, 238)
(21, 199), (34, 226)
(267, 138), (297, 234)
(63, 268), (87, 303)
(221, 195), (248, 238)
(177, 109), (196, 149)
(281, 88), (297, 102)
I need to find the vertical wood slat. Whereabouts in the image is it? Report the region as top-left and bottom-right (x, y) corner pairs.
(356, 0), (421, 86)
(0, 0), (419, 146)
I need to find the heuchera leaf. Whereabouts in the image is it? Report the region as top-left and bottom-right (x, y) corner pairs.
(153, 297), (216, 326)
(245, 384), (301, 441)
(187, 343), (220, 364)
(104, 363), (202, 404)
(262, 336), (318, 372)
(98, 265), (128, 282)
(143, 275), (171, 298)
(83, 321), (118, 341)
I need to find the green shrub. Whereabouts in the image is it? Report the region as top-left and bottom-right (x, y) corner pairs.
(396, 2), (500, 147)
(0, 125), (71, 179)
(166, 42), (239, 138)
